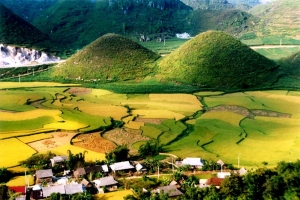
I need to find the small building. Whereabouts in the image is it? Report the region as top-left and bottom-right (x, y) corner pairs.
(30, 184), (43, 199)
(50, 156), (69, 167)
(110, 161), (135, 172)
(182, 157), (203, 168)
(152, 185), (183, 198)
(217, 172), (231, 179)
(239, 167), (248, 176)
(199, 179), (209, 188)
(74, 166), (103, 178)
(205, 178), (224, 189)
(65, 184), (83, 195)
(102, 165), (109, 173)
(135, 163), (146, 173)
(42, 185), (65, 197)
(93, 176), (118, 193)
(35, 169), (53, 184)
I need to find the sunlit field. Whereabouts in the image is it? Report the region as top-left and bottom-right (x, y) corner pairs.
(1, 82), (300, 167)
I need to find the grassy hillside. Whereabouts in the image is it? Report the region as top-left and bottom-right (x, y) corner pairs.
(158, 31), (278, 89)
(0, 3), (53, 51)
(277, 51), (300, 78)
(32, 0), (192, 50)
(52, 33), (160, 81)
(244, 0), (300, 43)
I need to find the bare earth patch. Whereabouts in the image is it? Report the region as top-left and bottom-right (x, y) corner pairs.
(134, 118), (166, 124)
(67, 87), (92, 95)
(206, 105), (291, 119)
(102, 128), (150, 154)
(27, 131), (77, 152)
(72, 132), (116, 154)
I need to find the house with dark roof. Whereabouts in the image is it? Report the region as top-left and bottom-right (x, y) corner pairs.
(152, 185), (183, 198)
(74, 166), (103, 178)
(110, 161), (134, 173)
(35, 169), (53, 184)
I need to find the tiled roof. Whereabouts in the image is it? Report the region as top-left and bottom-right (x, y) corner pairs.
(153, 185), (183, 197)
(36, 169), (53, 179)
(93, 176), (118, 187)
(42, 185), (65, 197)
(65, 184), (83, 195)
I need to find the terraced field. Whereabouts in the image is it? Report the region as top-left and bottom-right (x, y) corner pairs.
(1, 82), (300, 168)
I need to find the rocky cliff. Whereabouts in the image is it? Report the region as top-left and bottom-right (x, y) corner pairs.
(0, 44), (60, 67)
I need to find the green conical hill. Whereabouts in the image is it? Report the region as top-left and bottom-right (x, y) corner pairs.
(0, 3), (51, 50)
(52, 33), (160, 81)
(277, 51), (300, 77)
(158, 31), (278, 89)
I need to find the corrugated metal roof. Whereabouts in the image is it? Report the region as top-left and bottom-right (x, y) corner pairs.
(36, 169), (53, 179)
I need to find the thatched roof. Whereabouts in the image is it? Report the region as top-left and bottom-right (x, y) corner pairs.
(93, 176), (118, 187)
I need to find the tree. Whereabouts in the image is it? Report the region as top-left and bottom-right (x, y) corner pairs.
(138, 140), (162, 158)
(105, 144), (130, 163)
(0, 168), (12, 183)
(144, 158), (161, 173)
(19, 151), (55, 171)
(220, 174), (244, 199)
(67, 150), (88, 170)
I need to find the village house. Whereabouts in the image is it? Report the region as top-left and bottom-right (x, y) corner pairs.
(176, 157), (204, 169)
(50, 156), (68, 167)
(35, 169), (53, 184)
(93, 176), (118, 193)
(73, 165), (103, 178)
(152, 185), (183, 198)
(110, 161), (135, 173)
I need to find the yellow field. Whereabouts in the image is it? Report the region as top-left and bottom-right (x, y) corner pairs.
(77, 102), (128, 120)
(0, 128), (55, 139)
(0, 82), (80, 89)
(124, 121), (144, 129)
(17, 133), (53, 143)
(200, 111), (245, 127)
(43, 120), (88, 130)
(94, 190), (133, 200)
(131, 109), (185, 120)
(149, 93), (201, 106)
(6, 175), (34, 186)
(91, 89), (114, 96)
(0, 109), (61, 121)
(0, 138), (36, 168)
(49, 144), (106, 162)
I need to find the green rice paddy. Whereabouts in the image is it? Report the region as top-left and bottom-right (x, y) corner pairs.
(1, 83), (300, 168)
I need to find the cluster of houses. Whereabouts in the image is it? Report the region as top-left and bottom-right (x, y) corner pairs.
(8, 156), (247, 199)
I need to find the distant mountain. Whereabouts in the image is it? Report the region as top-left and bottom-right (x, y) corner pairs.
(0, 3), (53, 51)
(0, 0), (58, 23)
(158, 31), (278, 89)
(52, 33), (160, 81)
(32, 0), (192, 50)
(180, 0), (233, 10)
(248, 0), (300, 39)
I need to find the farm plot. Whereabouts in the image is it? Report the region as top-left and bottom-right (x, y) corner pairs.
(102, 128), (150, 154)
(27, 132), (78, 152)
(17, 133), (53, 143)
(72, 132), (116, 153)
(0, 138), (36, 168)
(159, 119), (187, 145)
(48, 144), (106, 162)
(6, 175), (34, 186)
(0, 82), (79, 89)
(94, 190), (133, 200)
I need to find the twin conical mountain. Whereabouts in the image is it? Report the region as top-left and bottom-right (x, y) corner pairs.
(52, 33), (160, 81)
(158, 31), (278, 89)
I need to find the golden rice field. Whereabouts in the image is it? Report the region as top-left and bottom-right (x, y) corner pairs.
(1, 82), (300, 168)
(17, 133), (53, 143)
(94, 190), (133, 200)
(6, 175), (34, 186)
(0, 138), (36, 168)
